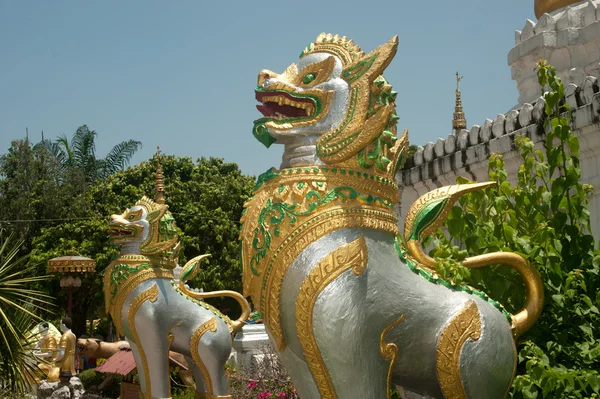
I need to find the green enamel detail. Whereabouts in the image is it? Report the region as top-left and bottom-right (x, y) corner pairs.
(407, 197), (449, 241)
(158, 212), (177, 240)
(254, 168), (280, 190)
(180, 258), (207, 283)
(248, 311), (263, 322)
(342, 54), (376, 84)
(170, 281), (231, 324)
(253, 122), (276, 148)
(254, 167), (398, 189)
(393, 236), (512, 322)
(357, 76), (400, 171)
(109, 262), (157, 297)
(316, 87), (359, 157)
(256, 207), (396, 312)
(303, 73), (316, 85)
(249, 186), (394, 277)
(180, 265), (194, 283)
(299, 43), (314, 59)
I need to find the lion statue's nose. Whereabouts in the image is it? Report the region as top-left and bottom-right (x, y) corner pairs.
(258, 69), (277, 86)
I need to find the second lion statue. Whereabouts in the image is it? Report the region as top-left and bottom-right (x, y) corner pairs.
(240, 33), (544, 398)
(104, 161), (250, 399)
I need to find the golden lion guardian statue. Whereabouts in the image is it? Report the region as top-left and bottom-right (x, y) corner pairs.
(104, 161), (250, 399)
(240, 33), (544, 398)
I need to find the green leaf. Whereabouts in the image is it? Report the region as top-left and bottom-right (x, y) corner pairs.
(552, 294), (564, 307)
(522, 381), (539, 399)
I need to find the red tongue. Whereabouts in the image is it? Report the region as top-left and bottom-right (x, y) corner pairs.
(257, 104), (276, 117)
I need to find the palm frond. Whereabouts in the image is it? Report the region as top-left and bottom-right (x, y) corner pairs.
(0, 228), (55, 393)
(0, 304), (43, 393)
(71, 125), (98, 180)
(32, 139), (68, 170)
(100, 139), (142, 177)
(56, 134), (75, 168)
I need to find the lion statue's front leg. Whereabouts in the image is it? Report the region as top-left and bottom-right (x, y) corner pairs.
(117, 278), (233, 399)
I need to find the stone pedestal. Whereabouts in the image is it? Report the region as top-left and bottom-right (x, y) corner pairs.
(37, 377), (84, 399)
(231, 324), (272, 370)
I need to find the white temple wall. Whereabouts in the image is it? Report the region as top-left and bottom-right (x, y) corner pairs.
(398, 1), (600, 238)
(397, 86), (600, 237)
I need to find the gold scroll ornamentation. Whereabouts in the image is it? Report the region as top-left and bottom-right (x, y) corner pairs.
(436, 300), (482, 399)
(190, 317), (218, 397)
(267, 207), (394, 351)
(164, 321), (182, 395)
(104, 261), (173, 336)
(295, 235), (368, 399)
(128, 283), (159, 398)
(380, 314), (406, 398)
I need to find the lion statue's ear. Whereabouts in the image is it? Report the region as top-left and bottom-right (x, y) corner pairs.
(342, 36), (398, 85)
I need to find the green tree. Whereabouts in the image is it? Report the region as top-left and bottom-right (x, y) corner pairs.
(0, 229), (53, 394)
(0, 125), (141, 251)
(0, 139), (66, 251)
(428, 62), (600, 397)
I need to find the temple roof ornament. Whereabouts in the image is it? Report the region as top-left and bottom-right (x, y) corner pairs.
(535, 0), (584, 18)
(452, 72), (467, 134)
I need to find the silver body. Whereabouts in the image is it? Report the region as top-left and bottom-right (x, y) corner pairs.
(273, 228), (516, 398)
(119, 278), (232, 398)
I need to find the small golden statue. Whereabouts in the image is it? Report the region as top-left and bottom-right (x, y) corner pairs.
(54, 317), (77, 381)
(32, 322), (60, 382)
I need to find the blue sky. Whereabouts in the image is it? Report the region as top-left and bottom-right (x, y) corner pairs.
(0, 1), (535, 177)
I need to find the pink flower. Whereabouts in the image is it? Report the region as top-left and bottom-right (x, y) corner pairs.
(277, 393), (287, 398)
(247, 381), (258, 389)
(258, 392), (272, 399)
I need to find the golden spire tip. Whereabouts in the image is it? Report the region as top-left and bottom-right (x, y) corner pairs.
(154, 146), (166, 205)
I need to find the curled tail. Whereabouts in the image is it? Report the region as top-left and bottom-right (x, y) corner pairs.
(179, 254), (251, 336)
(404, 182), (544, 338)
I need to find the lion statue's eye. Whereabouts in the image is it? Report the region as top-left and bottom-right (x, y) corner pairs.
(128, 215), (135, 220)
(303, 73), (316, 85)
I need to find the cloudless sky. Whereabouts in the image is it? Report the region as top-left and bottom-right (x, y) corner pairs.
(0, 1), (535, 177)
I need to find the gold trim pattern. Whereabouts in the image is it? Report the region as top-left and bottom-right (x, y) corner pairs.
(47, 259), (96, 273)
(190, 317), (218, 397)
(403, 182), (495, 249)
(128, 283), (159, 398)
(240, 168), (399, 351)
(164, 321), (182, 396)
(436, 301), (481, 399)
(403, 182), (544, 338)
(267, 207), (395, 351)
(104, 259), (173, 336)
(380, 314), (406, 398)
(295, 235), (368, 399)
